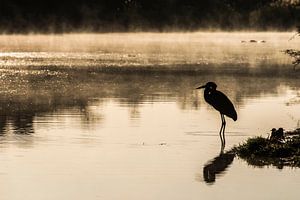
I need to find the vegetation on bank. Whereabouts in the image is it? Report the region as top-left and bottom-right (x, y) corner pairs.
(232, 128), (300, 168)
(0, 0), (299, 33)
(285, 26), (300, 70)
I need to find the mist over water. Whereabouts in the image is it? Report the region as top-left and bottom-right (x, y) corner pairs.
(0, 32), (298, 75)
(0, 32), (299, 200)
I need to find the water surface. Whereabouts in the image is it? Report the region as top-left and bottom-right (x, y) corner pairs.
(0, 32), (299, 200)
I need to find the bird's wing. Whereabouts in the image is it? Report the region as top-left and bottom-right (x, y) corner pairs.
(207, 90), (237, 120)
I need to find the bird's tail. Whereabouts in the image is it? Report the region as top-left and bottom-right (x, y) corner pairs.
(231, 111), (237, 121)
(233, 116), (237, 121)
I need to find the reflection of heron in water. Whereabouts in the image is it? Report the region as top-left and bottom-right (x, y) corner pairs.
(197, 82), (237, 148)
(203, 151), (235, 184)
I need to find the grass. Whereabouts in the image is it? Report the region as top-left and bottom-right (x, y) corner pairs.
(232, 129), (300, 168)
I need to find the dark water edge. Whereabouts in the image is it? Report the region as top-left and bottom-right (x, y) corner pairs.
(2, 63), (300, 76)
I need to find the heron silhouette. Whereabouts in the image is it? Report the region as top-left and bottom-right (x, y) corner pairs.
(197, 82), (237, 147)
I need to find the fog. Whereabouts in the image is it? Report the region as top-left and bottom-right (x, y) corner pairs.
(0, 32), (298, 77)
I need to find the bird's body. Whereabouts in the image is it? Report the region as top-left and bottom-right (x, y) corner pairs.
(204, 87), (237, 121)
(197, 82), (237, 149)
(270, 128), (284, 141)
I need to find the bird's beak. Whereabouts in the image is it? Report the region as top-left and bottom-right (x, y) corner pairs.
(196, 85), (206, 89)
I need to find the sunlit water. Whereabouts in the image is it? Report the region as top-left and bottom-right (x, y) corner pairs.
(0, 32), (299, 200)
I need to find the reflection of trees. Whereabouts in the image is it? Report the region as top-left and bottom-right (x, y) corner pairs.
(11, 113), (34, 135)
(0, 69), (299, 135)
(0, 114), (7, 135)
(0, 101), (36, 135)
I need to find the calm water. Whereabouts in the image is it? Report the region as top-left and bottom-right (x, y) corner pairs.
(0, 32), (299, 200)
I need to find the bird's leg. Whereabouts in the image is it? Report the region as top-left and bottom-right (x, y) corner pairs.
(220, 144), (225, 154)
(222, 115), (226, 146)
(219, 114), (224, 146)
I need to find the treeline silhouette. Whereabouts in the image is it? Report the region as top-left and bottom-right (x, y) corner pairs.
(0, 0), (299, 33)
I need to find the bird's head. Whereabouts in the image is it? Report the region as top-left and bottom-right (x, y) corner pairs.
(196, 82), (217, 90)
(278, 128), (284, 133)
(271, 128), (276, 133)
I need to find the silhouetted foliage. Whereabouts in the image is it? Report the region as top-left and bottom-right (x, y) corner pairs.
(284, 49), (300, 69)
(0, 0), (299, 33)
(233, 129), (300, 168)
(285, 26), (300, 69)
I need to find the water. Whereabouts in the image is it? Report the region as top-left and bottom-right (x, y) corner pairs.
(0, 32), (299, 200)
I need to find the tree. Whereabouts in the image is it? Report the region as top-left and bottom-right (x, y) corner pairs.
(285, 26), (300, 70)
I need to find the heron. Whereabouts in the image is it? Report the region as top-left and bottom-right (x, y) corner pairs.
(196, 82), (237, 147)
